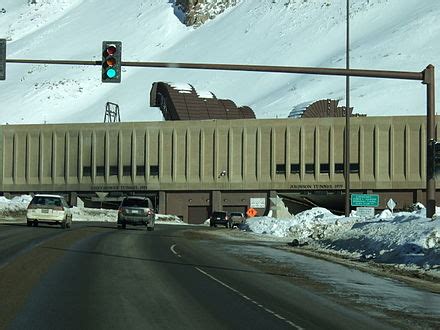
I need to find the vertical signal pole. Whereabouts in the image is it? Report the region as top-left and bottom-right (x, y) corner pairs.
(344, 0), (351, 217)
(424, 64), (436, 218)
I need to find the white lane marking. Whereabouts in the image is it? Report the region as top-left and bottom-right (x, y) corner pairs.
(170, 244), (181, 257)
(195, 267), (304, 330)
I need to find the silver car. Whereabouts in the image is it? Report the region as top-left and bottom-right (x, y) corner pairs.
(229, 212), (246, 228)
(117, 196), (155, 231)
(26, 194), (73, 229)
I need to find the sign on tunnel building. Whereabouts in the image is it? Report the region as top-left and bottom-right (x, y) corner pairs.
(351, 194), (379, 207)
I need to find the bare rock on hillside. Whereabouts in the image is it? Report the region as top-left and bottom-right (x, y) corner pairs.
(175, 0), (238, 27)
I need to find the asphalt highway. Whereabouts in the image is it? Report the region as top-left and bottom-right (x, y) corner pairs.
(0, 222), (425, 329)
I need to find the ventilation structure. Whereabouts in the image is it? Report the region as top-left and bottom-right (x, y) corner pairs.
(288, 99), (366, 119)
(104, 102), (121, 123)
(150, 82), (255, 121)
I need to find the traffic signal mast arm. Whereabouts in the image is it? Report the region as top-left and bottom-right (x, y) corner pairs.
(5, 58), (424, 80)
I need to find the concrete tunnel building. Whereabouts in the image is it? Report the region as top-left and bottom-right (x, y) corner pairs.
(0, 115), (439, 223)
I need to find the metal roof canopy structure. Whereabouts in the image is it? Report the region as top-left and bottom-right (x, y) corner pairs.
(150, 82), (255, 120)
(288, 99), (366, 118)
(4, 57), (436, 217)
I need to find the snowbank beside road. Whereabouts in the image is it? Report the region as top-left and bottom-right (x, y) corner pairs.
(0, 195), (32, 211)
(0, 195), (32, 219)
(244, 206), (440, 273)
(245, 207), (348, 240)
(66, 207), (186, 224)
(71, 207), (117, 222)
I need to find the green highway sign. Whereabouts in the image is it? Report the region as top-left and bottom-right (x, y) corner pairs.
(351, 194), (379, 207)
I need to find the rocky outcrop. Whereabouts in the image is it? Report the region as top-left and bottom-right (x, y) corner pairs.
(175, 0), (239, 27)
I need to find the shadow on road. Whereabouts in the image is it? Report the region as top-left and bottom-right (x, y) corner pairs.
(42, 245), (302, 280)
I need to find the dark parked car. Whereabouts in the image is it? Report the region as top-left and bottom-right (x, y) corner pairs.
(209, 211), (231, 228)
(117, 196), (155, 230)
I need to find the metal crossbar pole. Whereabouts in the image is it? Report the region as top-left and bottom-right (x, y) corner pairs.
(6, 58), (423, 80)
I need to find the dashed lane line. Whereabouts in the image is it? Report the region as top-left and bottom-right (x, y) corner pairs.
(171, 243), (303, 328)
(195, 266), (304, 330)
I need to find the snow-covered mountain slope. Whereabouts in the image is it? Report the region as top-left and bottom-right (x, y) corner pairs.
(0, 0), (438, 124)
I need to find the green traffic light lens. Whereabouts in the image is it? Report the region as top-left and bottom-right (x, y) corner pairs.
(106, 68), (117, 78)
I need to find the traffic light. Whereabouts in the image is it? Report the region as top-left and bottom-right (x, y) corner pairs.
(434, 141), (440, 178)
(0, 39), (6, 81)
(102, 41), (122, 83)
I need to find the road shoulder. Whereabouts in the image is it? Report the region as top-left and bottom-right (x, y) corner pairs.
(188, 227), (440, 294)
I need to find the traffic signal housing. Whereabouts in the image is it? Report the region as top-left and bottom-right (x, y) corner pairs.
(434, 141), (440, 178)
(102, 41), (122, 83)
(0, 39), (6, 81)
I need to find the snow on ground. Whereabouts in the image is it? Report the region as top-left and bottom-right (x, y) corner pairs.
(72, 207), (185, 224)
(244, 205), (440, 276)
(70, 206), (117, 223)
(0, 195), (32, 211)
(0, 195), (438, 277)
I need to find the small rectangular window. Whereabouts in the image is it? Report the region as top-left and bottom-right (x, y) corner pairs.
(136, 165), (145, 176)
(83, 166), (91, 176)
(350, 163), (360, 173)
(123, 166), (131, 176)
(335, 163), (344, 174)
(290, 164), (300, 174)
(305, 164), (314, 174)
(150, 165), (159, 176)
(121, 197), (151, 208)
(276, 164), (286, 174)
(320, 164), (330, 174)
(96, 166), (105, 176)
(110, 166), (118, 176)
(334, 163), (360, 173)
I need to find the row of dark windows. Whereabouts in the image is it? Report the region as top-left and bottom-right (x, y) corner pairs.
(276, 163), (360, 174)
(82, 164), (360, 176)
(82, 165), (159, 177)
